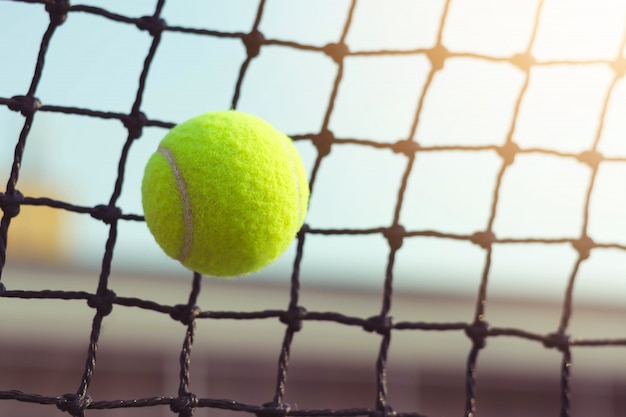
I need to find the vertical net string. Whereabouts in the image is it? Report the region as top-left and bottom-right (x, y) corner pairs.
(231, 0), (267, 110)
(0, 10), (62, 278)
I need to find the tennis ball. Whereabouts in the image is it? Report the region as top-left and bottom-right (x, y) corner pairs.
(141, 110), (309, 277)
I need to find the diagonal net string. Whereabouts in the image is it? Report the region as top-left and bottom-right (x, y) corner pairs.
(1, 1), (626, 417)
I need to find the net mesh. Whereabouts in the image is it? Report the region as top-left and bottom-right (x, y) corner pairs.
(2, 0), (626, 416)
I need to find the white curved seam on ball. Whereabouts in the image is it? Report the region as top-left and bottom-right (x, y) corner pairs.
(158, 146), (193, 262)
(280, 135), (304, 229)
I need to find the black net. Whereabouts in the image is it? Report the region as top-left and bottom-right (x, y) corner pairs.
(2, 0), (626, 416)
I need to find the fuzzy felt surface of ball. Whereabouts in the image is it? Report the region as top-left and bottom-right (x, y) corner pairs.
(141, 110), (309, 277)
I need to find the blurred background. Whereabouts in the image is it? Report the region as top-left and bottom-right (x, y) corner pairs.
(1, 0), (626, 416)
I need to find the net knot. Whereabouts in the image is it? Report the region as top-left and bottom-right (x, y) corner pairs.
(364, 315), (393, 335)
(383, 225), (405, 251)
(497, 141), (519, 166)
(88, 290), (116, 316)
(122, 111), (148, 140)
(46, 0), (70, 26)
(391, 139), (419, 157)
(543, 332), (570, 352)
(470, 231), (495, 250)
(323, 42), (349, 64)
(510, 53), (535, 71)
(8, 95), (42, 117)
(170, 304), (201, 325)
(577, 150), (603, 170)
(311, 129), (334, 157)
(170, 393), (198, 416)
(90, 204), (122, 224)
(372, 405), (397, 417)
(572, 235), (594, 260)
(136, 16), (166, 36)
(0, 190), (24, 219)
(280, 306), (306, 332)
(257, 401), (291, 417)
(611, 56), (626, 79)
(465, 320), (489, 349)
(242, 30), (265, 58)
(56, 393), (92, 415)
(297, 223), (310, 237)
(426, 44), (449, 71)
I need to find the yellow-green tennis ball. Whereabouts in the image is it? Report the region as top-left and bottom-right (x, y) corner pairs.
(141, 110), (309, 277)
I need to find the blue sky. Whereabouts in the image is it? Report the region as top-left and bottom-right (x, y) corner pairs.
(2, 0), (626, 306)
